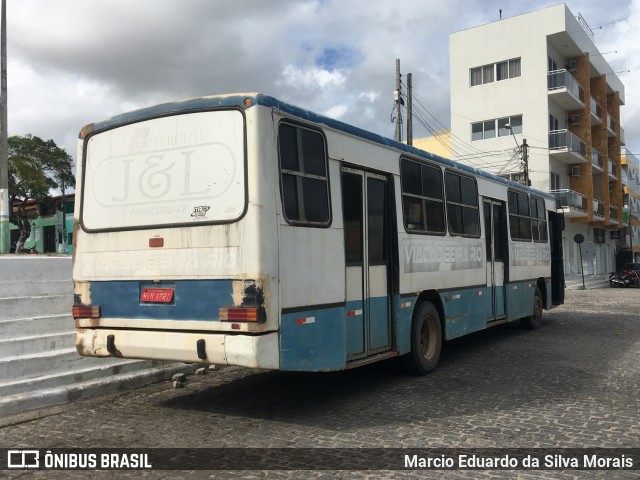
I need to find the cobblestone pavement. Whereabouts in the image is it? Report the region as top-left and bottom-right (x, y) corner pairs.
(1, 289), (639, 479)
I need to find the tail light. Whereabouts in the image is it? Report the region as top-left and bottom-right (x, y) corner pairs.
(219, 307), (258, 322)
(73, 305), (101, 318)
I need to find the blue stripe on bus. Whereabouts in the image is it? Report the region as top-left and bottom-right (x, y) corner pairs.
(345, 299), (365, 358)
(393, 295), (414, 356)
(280, 306), (346, 371)
(88, 279), (235, 321)
(441, 287), (489, 340)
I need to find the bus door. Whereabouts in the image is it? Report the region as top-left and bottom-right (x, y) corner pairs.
(341, 167), (392, 360)
(483, 199), (507, 320)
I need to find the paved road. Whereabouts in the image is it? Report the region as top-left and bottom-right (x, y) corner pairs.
(1, 289), (639, 479)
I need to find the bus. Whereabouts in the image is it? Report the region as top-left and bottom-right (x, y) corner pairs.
(73, 93), (564, 375)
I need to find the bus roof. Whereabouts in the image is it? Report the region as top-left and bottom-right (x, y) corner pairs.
(82, 92), (555, 201)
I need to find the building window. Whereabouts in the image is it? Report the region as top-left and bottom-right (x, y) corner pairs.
(509, 58), (521, 78)
(445, 171), (480, 237)
(470, 58), (521, 86)
(497, 115), (522, 137)
(278, 123), (331, 226)
(400, 158), (445, 235)
(472, 115), (522, 141)
(550, 172), (561, 191)
(508, 190), (532, 241)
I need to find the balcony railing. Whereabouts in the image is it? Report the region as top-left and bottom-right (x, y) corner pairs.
(548, 70), (584, 106)
(622, 146), (639, 168)
(550, 189), (587, 216)
(622, 169), (628, 185)
(609, 159), (617, 180)
(592, 148), (604, 170)
(594, 199), (605, 218)
(607, 116), (617, 136)
(610, 205), (619, 223)
(590, 96), (602, 124)
(549, 130), (587, 163)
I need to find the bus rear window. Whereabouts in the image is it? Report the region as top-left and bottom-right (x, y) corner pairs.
(81, 110), (246, 231)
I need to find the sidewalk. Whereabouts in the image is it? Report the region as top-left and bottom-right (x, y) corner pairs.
(564, 273), (611, 290)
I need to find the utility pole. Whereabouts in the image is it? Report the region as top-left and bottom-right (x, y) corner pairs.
(0, 0), (9, 254)
(407, 73), (413, 146)
(522, 138), (530, 186)
(394, 59), (402, 143)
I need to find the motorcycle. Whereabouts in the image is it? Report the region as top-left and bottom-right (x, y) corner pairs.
(609, 269), (640, 288)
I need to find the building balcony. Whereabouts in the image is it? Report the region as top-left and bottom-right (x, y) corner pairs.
(590, 97), (602, 126)
(609, 159), (617, 181)
(592, 148), (604, 173)
(594, 199), (605, 220)
(548, 70), (585, 110)
(549, 130), (587, 164)
(550, 189), (588, 218)
(620, 126), (625, 146)
(621, 169), (628, 186)
(621, 146), (638, 168)
(607, 116), (617, 137)
(610, 205), (619, 224)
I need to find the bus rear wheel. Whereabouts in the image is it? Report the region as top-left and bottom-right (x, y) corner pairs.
(401, 301), (442, 375)
(520, 286), (543, 330)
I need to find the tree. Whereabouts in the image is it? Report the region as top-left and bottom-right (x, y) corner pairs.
(8, 134), (75, 252)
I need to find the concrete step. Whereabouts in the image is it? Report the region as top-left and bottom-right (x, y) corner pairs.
(0, 331), (75, 358)
(0, 280), (72, 297)
(0, 347), (115, 380)
(0, 362), (199, 418)
(0, 314), (73, 339)
(0, 255), (71, 283)
(0, 294), (72, 320)
(0, 358), (168, 398)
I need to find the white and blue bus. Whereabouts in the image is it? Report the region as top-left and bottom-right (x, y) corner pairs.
(73, 93), (564, 375)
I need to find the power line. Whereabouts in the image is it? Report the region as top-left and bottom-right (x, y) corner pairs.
(400, 82), (519, 172)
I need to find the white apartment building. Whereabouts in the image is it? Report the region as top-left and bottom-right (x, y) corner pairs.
(449, 4), (632, 275)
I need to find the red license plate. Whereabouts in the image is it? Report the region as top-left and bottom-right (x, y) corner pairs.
(140, 288), (174, 303)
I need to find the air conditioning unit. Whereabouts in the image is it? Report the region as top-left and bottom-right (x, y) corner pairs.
(570, 115), (580, 126)
(567, 60), (577, 71)
(571, 166), (581, 177)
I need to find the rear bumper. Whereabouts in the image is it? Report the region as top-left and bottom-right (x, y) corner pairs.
(76, 328), (279, 370)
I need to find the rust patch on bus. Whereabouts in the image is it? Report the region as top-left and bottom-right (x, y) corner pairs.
(75, 328), (95, 356)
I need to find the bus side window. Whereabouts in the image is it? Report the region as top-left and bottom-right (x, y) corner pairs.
(508, 190), (532, 241)
(278, 123), (331, 226)
(400, 158), (445, 235)
(444, 171), (480, 237)
(531, 197), (548, 243)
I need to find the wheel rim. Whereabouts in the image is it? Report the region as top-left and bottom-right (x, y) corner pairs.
(419, 315), (437, 360)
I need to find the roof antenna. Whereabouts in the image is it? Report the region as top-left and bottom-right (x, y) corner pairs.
(499, 9), (502, 20)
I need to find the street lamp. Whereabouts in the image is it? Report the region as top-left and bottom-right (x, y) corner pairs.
(505, 124), (530, 186)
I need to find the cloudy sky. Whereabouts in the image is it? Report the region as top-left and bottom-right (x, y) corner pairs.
(6, 0), (640, 161)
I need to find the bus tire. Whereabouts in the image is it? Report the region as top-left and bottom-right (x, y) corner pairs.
(520, 286), (543, 330)
(401, 301), (442, 375)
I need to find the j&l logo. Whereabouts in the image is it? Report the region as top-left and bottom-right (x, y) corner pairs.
(190, 205), (210, 218)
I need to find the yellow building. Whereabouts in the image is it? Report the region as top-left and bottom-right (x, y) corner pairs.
(411, 130), (452, 160)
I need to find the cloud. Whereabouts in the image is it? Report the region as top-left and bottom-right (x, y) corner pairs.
(279, 65), (347, 90)
(4, 0), (639, 160)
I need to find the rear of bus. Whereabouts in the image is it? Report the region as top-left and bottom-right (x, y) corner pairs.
(73, 94), (280, 369)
